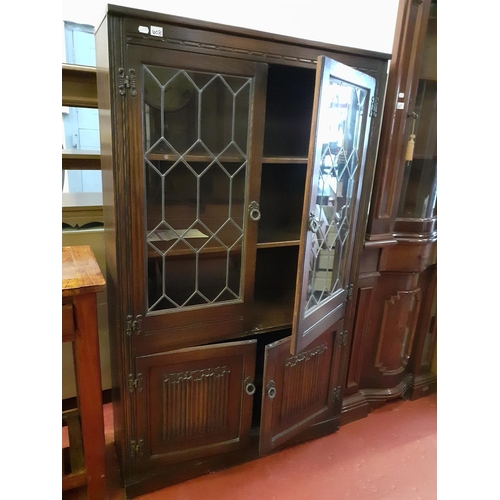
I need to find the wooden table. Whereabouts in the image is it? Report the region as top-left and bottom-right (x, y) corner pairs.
(62, 245), (107, 499)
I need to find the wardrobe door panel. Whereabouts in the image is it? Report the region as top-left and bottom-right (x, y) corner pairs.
(133, 339), (256, 471)
(292, 56), (376, 354)
(124, 44), (267, 350)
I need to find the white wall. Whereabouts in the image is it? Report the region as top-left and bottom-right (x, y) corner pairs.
(62, 0), (399, 54)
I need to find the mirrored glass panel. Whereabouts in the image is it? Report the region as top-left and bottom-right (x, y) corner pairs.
(143, 65), (251, 312)
(306, 79), (367, 315)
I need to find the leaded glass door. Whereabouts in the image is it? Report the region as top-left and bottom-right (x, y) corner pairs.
(292, 56), (376, 354)
(125, 46), (267, 346)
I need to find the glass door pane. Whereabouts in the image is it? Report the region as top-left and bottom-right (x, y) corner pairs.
(396, 2), (437, 234)
(306, 81), (367, 313)
(143, 65), (252, 313)
(292, 56), (376, 354)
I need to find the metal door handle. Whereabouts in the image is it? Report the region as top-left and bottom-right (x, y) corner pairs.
(244, 377), (256, 396)
(266, 380), (276, 399)
(249, 201), (261, 221)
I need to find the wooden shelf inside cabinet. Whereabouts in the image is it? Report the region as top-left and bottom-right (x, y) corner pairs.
(62, 150), (101, 170)
(257, 239), (300, 249)
(249, 298), (294, 334)
(146, 153), (247, 163)
(147, 221), (245, 257)
(262, 157), (308, 164)
(62, 64), (98, 108)
(147, 242), (242, 259)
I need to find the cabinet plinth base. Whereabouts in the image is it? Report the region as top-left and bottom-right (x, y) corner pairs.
(407, 372), (437, 400)
(340, 375), (415, 425)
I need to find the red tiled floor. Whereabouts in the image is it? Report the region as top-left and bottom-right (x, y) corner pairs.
(136, 395), (437, 500)
(63, 393), (437, 499)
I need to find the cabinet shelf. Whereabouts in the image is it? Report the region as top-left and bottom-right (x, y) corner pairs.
(257, 239), (300, 249)
(146, 153), (248, 163)
(411, 154), (437, 161)
(147, 243), (242, 259)
(248, 298), (294, 333)
(62, 64), (98, 108)
(62, 150), (101, 170)
(262, 157), (308, 164)
(147, 233), (300, 255)
(147, 224), (243, 258)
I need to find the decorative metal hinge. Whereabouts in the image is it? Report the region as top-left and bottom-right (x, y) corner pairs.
(346, 284), (354, 302)
(130, 439), (144, 458)
(126, 314), (142, 336)
(369, 95), (379, 117)
(118, 68), (137, 97)
(338, 331), (348, 347)
(333, 385), (342, 400)
(128, 373), (143, 392)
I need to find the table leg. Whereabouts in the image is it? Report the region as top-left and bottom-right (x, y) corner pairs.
(73, 293), (108, 500)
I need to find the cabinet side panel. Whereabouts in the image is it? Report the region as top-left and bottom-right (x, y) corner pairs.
(96, 13), (128, 474)
(345, 277), (378, 396)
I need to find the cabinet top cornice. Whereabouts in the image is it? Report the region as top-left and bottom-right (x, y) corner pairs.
(100, 4), (391, 62)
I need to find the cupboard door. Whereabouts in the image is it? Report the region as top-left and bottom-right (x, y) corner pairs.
(133, 339), (256, 471)
(123, 44), (267, 349)
(259, 321), (342, 455)
(292, 56), (376, 354)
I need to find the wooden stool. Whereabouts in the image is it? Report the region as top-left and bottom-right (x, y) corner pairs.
(62, 245), (107, 499)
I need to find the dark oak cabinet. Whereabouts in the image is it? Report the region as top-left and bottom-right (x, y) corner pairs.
(95, 4), (406, 496)
(342, 0), (437, 423)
